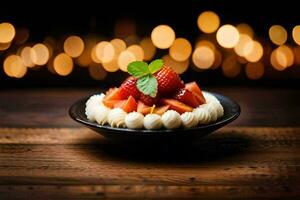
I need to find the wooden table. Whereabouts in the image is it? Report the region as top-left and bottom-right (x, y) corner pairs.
(1, 87), (300, 199)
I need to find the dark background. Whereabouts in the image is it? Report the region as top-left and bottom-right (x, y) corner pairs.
(1, 0), (300, 88)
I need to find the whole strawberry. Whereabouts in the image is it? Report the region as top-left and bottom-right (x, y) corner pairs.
(119, 76), (141, 99)
(155, 66), (184, 95)
(139, 93), (158, 106)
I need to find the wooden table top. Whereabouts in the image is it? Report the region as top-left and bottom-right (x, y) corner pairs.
(1, 87), (300, 199)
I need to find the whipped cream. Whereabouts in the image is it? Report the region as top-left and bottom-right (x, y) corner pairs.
(86, 94), (105, 107)
(107, 108), (127, 128)
(143, 114), (163, 130)
(180, 112), (198, 128)
(161, 110), (181, 129)
(193, 107), (211, 124)
(125, 112), (144, 129)
(85, 93), (105, 121)
(94, 105), (110, 125)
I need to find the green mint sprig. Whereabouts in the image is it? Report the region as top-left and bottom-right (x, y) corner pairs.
(127, 59), (163, 97)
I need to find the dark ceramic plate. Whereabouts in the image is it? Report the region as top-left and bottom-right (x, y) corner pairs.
(69, 92), (240, 143)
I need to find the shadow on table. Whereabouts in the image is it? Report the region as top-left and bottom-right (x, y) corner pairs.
(85, 131), (251, 164)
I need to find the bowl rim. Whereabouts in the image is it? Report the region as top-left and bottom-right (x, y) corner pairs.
(68, 91), (241, 134)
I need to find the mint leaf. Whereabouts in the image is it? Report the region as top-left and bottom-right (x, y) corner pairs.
(127, 61), (150, 78)
(136, 74), (158, 97)
(148, 59), (163, 74)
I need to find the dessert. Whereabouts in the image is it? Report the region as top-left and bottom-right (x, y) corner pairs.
(85, 59), (224, 130)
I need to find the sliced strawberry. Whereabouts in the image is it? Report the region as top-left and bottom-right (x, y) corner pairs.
(155, 66), (184, 95)
(104, 87), (122, 101)
(185, 81), (206, 104)
(160, 99), (193, 114)
(137, 101), (151, 115)
(119, 76), (140, 99)
(122, 96), (137, 113)
(103, 99), (124, 108)
(174, 88), (200, 108)
(139, 93), (158, 106)
(153, 105), (170, 115)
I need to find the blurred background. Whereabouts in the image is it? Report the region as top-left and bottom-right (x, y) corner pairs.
(1, 0), (300, 88)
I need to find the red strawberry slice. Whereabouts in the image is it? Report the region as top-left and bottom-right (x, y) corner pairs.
(122, 96), (137, 113)
(103, 100), (124, 108)
(174, 88), (201, 108)
(155, 66), (184, 95)
(153, 105), (170, 115)
(185, 82), (206, 104)
(137, 101), (151, 115)
(139, 93), (158, 106)
(119, 76), (141, 99)
(160, 99), (193, 114)
(104, 87), (122, 101)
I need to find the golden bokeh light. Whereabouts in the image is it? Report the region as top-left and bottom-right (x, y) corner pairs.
(95, 41), (115, 63)
(234, 34), (254, 57)
(292, 25), (300, 45)
(63, 35), (84, 58)
(110, 38), (126, 54)
(0, 42), (11, 51)
(91, 45), (101, 63)
(216, 24), (239, 48)
(274, 45), (294, 68)
(270, 48), (286, 71)
(127, 45), (144, 61)
(53, 53), (74, 76)
(0, 22), (15, 43)
(269, 25), (287, 45)
(4, 55), (27, 78)
(118, 50), (136, 72)
(245, 62), (264, 80)
(21, 47), (35, 68)
(77, 39), (95, 67)
(222, 56), (241, 78)
(195, 40), (216, 51)
(88, 63), (107, 80)
(163, 54), (189, 74)
(236, 23), (254, 38)
(102, 58), (119, 72)
(151, 25), (175, 49)
(140, 37), (156, 61)
(169, 38), (192, 62)
(31, 43), (50, 65)
(293, 46), (300, 65)
(197, 11), (220, 33)
(244, 41), (263, 62)
(211, 49), (222, 69)
(192, 46), (215, 69)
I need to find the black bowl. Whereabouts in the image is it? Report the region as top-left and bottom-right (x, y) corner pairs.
(69, 92), (240, 143)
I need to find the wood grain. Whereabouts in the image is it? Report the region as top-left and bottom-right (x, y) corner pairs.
(0, 127), (300, 199)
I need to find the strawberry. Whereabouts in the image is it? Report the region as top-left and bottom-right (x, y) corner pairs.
(174, 88), (201, 108)
(153, 105), (170, 115)
(160, 99), (193, 114)
(122, 96), (137, 113)
(155, 66), (184, 95)
(104, 88), (121, 101)
(139, 93), (158, 106)
(137, 101), (151, 115)
(185, 82), (206, 104)
(119, 76), (140, 99)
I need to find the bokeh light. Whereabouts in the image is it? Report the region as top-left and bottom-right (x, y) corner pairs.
(234, 34), (254, 57)
(127, 45), (144, 61)
(269, 25), (287, 45)
(4, 55), (27, 78)
(111, 38), (126, 54)
(20, 47), (35, 68)
(151, 25), (175, 49)
(88, 63), (107, 80)
(63, 35), (84, 58)
(236, 23), (254, 38)
(245, 62), (264, 80)
(271, 45), (294, 69)
(244, 41), (263, 62)
(0, 42), (11, 51)
(118, 50), (136, 72)
(216, 24), (239, 48)
(292, 25), (300, 45)
(102, 57), (119, 72)
(77, 38), (96, 67)
(31, 43), (50, 65)
(197, 11), (220, 33)
(169, 38), (192, 62)
(95, 41), (115, 63)
(53, 53), (74, 76)
(0, 22), (15, 43)
(163, 54), (189, 74)
(222, 55), (241, 78)
(140, 37), (156, 61)
(293, 46), (300, 65)
(192, 46), (215, 69)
